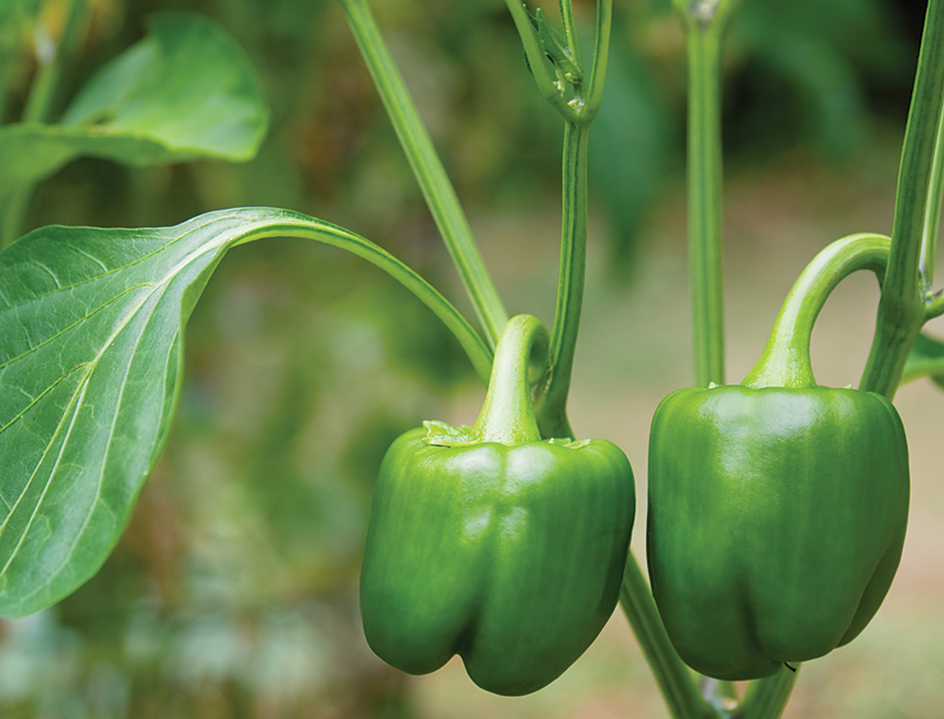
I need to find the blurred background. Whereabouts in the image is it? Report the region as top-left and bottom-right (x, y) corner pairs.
(1, 0), (942, 716)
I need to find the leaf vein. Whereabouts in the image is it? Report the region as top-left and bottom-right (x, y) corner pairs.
(0, 373), (90, 580)
(42, 281), (175, 592)
(0, 222), (232, 605)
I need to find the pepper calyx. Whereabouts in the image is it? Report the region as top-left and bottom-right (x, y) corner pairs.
(421, 419), (591, 450)
(422, 420), (478, 447)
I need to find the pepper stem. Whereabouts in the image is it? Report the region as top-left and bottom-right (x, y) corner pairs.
(743, 233), (890, 390)
(473, 315), (549, 444)
(860, 0), (944, 398)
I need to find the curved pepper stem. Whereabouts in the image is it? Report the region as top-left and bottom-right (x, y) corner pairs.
(474, 314), (550, 444)
(743, 233), (891, 389)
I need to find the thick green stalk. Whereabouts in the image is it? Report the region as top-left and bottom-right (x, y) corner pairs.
(736, 667), (799, 719)
(534, 122), (588, 439)
(684, 14), (726, 388)
(744, 234), (890, 390)
(920, 82), (944, 285)
(619, 2), (735, 714)
(620, 554), (717, 719)
(532, 0), (613, 437)
(665, 3), (801, 717)
(339, 0), (508, 349)
(474, 314), (549, 444)
(506, 0), (611, 438)
(861, 0), (944, 397)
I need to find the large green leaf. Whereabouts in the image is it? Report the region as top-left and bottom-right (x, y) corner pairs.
(0, 13), (269, 206)
(0, 207), (489, 618)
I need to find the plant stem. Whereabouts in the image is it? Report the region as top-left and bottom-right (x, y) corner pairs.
(860, 0), (944, 398)
(474, 314), (549, 444)
(339, 0), (509, 350)
(507, 0), (611, 438)
(584, 0), (612, 123)
(232, 210), (494, 385)
(535, 122), (588, 439)
(701, 678), (738, 716)
(22, 0), (86, 123)
(736, 666), (799, 719)
(743, 234), (890, 390)
(920, 83), (944, 287)
(558, 0), (581, 69)
(684, 11), (726, 388)
(1, 0), (88, 248)
(620, 553), (718, 719)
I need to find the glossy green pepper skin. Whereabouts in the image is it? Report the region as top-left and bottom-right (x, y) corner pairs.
(359, 315), (635, 695)
(647, 385), (909, 680)
(646, 235), (912, 680)
(361, 426), (634, 695)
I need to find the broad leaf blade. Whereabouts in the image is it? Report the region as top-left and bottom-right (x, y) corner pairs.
(0, 207), (489, 618)
(60, 13), (267, 157)
(0, 212), (253, 618)
(0, 13), (268, 204)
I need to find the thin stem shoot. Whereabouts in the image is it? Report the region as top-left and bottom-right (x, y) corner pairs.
(684, 17), (725, 388)
(339, 0), (509, 349)
(535, 122), (588, 439)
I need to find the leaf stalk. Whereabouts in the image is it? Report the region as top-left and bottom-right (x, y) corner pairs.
(339, 0), (509, 350)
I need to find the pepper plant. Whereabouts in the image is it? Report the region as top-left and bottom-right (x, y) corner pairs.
(1, 0), (943, 716)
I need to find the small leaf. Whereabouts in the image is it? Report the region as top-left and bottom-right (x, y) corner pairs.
(547, 437), (590, 449)
(503, 0), (576, 120)
(422, 420), (478, 447)
(902, 332), (944, 389)
(535, 8), (582, 84)
(0, 207), (489, 618)
(0, 13), (268, 205)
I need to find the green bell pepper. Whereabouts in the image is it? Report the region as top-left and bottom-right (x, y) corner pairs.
(647, 235), (910, 680)
(360, 315), (635, 696)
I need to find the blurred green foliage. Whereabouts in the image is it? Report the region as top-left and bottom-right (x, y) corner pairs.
(0, 0), (928, 716)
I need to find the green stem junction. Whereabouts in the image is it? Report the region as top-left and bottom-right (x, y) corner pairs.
(861, 0), (944, 398)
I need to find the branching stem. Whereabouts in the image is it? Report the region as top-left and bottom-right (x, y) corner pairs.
(861, 0), (944, 397)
